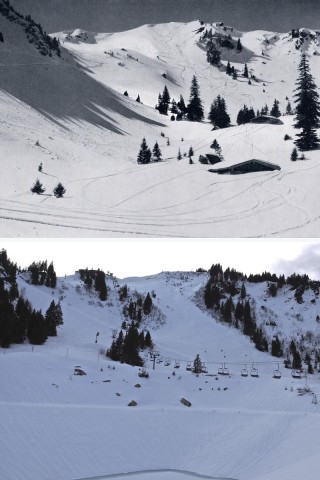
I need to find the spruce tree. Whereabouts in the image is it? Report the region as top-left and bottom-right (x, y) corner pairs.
(53, 183), (66, 198)
(30, 179), (45, 194)
(143, 292), (152, 315)
(243, 63), (249, 78)
(208, 95), (230, 128)
(152, 142), (162, 162)
(193, 354), (202, 374)
(206, 39), (221, 66)
(236, 38), (242, 52)
(286, 101), (293, 115)
(156, 86), (170, 115)
(294, 54), (320, 150)
(270, 99), (281, 117)
(137, 138), (151, 164)
(291, 147), (298, 161)
(177, 148), (182, 160)
(187, 75), (204, 122)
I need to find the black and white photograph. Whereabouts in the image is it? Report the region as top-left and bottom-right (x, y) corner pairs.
(1, 1), (320, 479)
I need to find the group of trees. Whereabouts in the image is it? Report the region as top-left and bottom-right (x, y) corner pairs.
(137, 139), (162, 164)
(155, 76), (204, 122)
(30, 180), (66, 198)
(107, 322), (153, 366)
(208, 95), (230, 128)
(28, 260), (57, 288)
(122, 291), (154, 325)
(0, 0), (61, 56)
(203, 262), (320, 362)
(78, 268), (108, 301)
(0, 279), (63, 348)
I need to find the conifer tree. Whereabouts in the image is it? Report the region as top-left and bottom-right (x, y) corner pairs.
(226, 61), (232, 75)
(294, 54), (320, 150)
(188, 146), (194, 158)
(137, 138), (152, 164)
(30, 179), (45, 195)
(236, 38), (243, 52)
(208, 95), (230, 128)
(291, 147), (298, 161)
(136, 94), (141, 103)
(53, 183), (66, 198)
(143, 292), (152, 315)
(206, 39), (221, 66)
(177, 95), (188, 119)
(270, 99), (281, 117)
(152, 142), (162, 162)
(193, 354), (202, 374)
(187, 76), (204, 122)
(243, 63), (249, 78)
(286, 101), (293, 115)
(177, 148), (182, 160)
(156, 86), (171, 115)
(27, 309), (47, 345)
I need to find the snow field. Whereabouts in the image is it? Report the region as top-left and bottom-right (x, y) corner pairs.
(2, 271), (320, 479)
(1, 18), (320, 236)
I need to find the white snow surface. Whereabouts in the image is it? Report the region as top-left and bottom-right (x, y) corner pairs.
(2, 270), (320, 480)
(1, 19), (320, 237)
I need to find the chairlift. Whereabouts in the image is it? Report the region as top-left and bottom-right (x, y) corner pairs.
(291, 369), (302, 379)
(164, 358), (171, 366)
(241, 365), (248, 377)
(186, 361), (192, 371)
(218, 363), (229, 375)
(250, 364), (259, 377)
(201, 362), (208, 374)
(156, 356), (163, 364)
(174, 360), (180, 369)
(273, 364), (281, 379)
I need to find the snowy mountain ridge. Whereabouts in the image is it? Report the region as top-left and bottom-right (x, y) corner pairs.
(1, 5), (320, 237)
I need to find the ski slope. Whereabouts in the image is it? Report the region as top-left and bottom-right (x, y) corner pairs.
(1, 17), (320, 236)
(2, 270), (320, 480)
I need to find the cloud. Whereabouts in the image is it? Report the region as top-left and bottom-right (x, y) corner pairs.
(274, 243), (320, 280)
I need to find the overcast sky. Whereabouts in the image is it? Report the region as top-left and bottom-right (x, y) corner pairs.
(12, 0), (320, 34)
(1, 239), (320, 279)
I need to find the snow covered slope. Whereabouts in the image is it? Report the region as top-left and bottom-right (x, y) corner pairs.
(2, 268), (320, 480)
(1, 12), (320, 236)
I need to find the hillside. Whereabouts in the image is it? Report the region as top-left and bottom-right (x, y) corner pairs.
(1, 254), (320, 480)
(1, 4), (320, 237)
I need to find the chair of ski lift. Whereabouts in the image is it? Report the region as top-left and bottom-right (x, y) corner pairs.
(218, 363), (229, 375)
(174, 360), (180, 369)
(201, 362), (208, 374)
(156, 356), (163, 364)
(218, 365), (224, 375)
(186, 361), (192, 371)
(250, 364), (259, 377)
(241, 365), (248, 377)
(291, 369), (302, 379)
(164, 358), (171, 366)
(273, 364), (281, 379)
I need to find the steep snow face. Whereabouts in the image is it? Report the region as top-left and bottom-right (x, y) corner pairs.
(2, 270), (320, 480)
(1, 16), (320, 237)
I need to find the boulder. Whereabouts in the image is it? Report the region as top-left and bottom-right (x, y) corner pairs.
(128, 400), (137, 407)
(180, 398), (192, 407)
